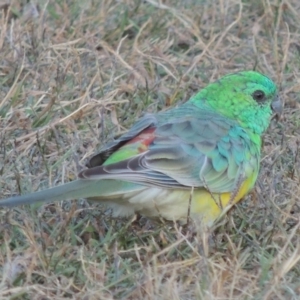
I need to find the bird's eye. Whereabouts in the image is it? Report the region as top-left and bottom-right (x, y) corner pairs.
(252, 90), (265, 102)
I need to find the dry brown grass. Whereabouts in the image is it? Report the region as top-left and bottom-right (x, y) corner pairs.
(0, 0), (300, 299)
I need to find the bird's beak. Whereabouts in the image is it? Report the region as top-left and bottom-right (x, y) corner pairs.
(271, 94), (283, 118)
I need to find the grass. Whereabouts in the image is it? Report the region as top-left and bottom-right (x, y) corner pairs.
(0, 0), (300, 299)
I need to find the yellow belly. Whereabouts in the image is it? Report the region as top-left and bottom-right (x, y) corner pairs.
(99, 174), (257, 227)
(190, 174), (256, 226)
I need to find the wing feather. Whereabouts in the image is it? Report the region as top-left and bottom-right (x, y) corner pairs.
(80, 103), (260, 193)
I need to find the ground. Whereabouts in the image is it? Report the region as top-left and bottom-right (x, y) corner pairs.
(0, 0), (300, 299)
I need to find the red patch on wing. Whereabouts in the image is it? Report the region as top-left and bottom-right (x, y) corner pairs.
(126, 127), (156, 153)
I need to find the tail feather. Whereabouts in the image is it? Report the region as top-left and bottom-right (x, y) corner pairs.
(0, 179), (144, 207)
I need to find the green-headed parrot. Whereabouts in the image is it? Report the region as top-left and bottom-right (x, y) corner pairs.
(0, 71), (282, 226)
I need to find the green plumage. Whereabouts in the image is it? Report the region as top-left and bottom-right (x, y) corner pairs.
(0, 71), (282, 225)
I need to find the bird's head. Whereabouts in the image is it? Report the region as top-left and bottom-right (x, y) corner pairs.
(191, 71), (282, 135)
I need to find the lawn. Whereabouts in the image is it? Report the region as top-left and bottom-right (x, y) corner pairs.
(1, 0), (300, 299)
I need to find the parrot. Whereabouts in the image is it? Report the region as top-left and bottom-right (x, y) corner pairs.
(0, 71), (282, 227)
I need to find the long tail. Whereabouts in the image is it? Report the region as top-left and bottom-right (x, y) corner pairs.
(0, 179), (143, 207)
